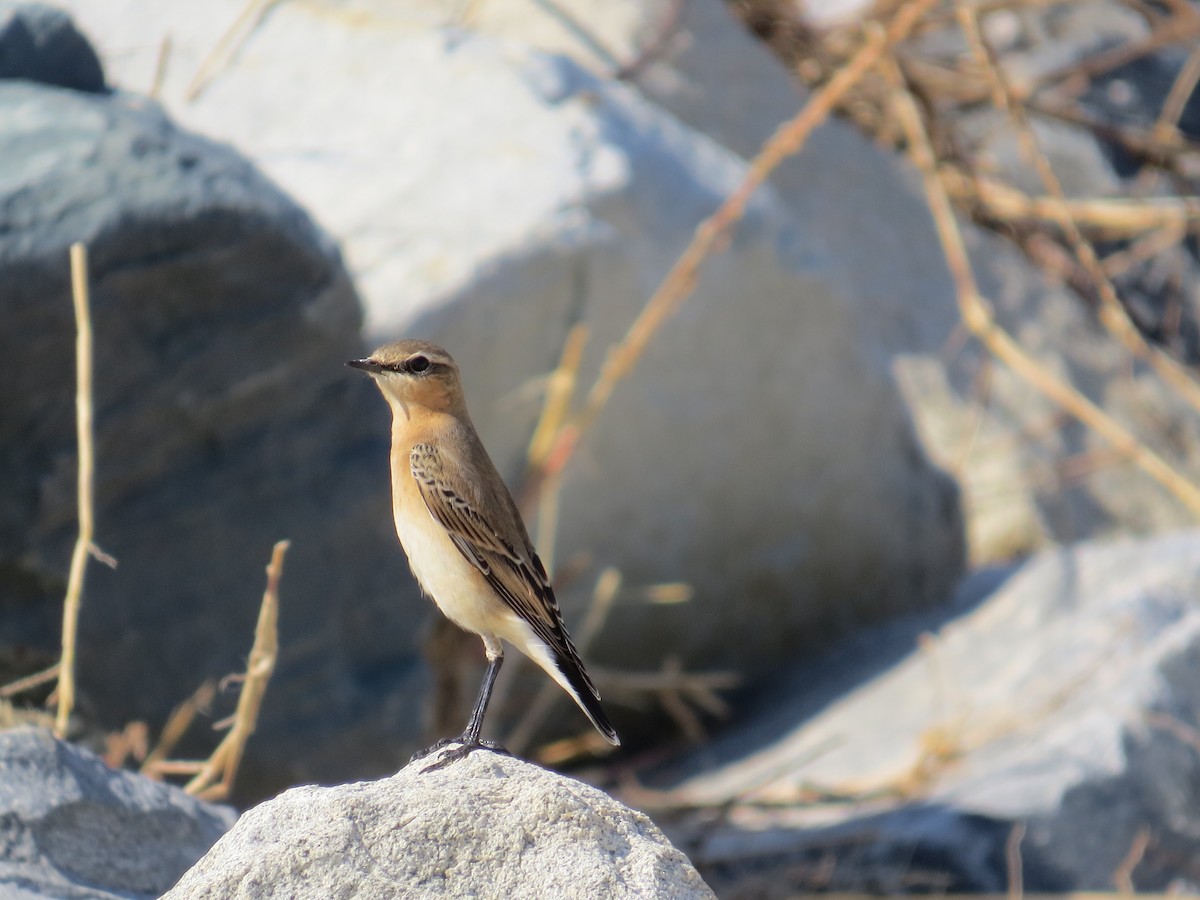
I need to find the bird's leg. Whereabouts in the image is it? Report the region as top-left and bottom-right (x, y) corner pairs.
(415, 639), (510, 772)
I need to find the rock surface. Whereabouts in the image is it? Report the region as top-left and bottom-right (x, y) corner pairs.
(660, 530), (1200, 893)
(0, 726), (235, 899)
(0, 1), (104, 91)
(164, 750), (714, 899)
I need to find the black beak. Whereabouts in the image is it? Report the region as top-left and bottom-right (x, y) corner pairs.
(346, 358), (382, 373)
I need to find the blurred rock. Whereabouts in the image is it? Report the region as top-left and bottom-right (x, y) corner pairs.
(0, 74), (424, 797)
(0, 1), (104, 91)
(615, 0), (1200, 557)
(164, 750), (715, 900)
(661, 529), (1200, 893)
(932, 0), (1200, 551)
(0, 726), (235, 899)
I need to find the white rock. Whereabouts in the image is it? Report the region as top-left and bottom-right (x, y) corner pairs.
(0, 727), (235, 899)
(663, 529), (1200, 892)
(164, 750), (715, 899)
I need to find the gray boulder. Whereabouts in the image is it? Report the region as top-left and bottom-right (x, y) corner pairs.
(0, 726), (235, 899)
(0, 1), (104, 91)
(0, 69), (421, 793)
(662, 529), (1200, 893)
(164, 750), (715, 899)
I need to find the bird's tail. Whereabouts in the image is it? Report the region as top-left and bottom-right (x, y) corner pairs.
(523, 633), (621, 746)
(556, 652), (621, 747)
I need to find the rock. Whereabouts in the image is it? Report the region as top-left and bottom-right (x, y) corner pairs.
(659, 529), (1200, 893)
(0, 74), (424, 796)
(0, 726), (235, 899)
(164, 750), (715, 899)
(0, 1), (105, 91)
(615, 0), (1200, 558)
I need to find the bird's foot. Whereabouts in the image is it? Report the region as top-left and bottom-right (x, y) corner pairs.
(408, 736), (460, 763)
(413, 735), (509, 773)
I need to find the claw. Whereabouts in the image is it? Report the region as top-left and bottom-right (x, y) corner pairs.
(408, 736), (460, 763)
(417, 737), (509, 773)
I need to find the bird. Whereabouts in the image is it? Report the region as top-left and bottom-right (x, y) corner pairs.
(347, 339), (620, 770)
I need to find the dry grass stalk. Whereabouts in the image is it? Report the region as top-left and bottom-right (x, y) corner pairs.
(0, 698), (55, 730)
(523, 322), (589, 567)
(1100, 221), (1189, 278)
(1033, 9), (1200, 96)
(1154, 41), (1200, 140)
(140, 679), (217, 778)
(185, 0), (282, 101)
(526, 323), (588, 475)
(1112, 826), (1152, 894)
(599, 658), (741, 742)
(1007, 821), (1026, 900)
(614, 0), (685, 81)
(955, 0), (1200, 418)
(1145, 710), (1200, 752)
(55, 242), (95, 739)
(149, 33), (172, 99)
(880, 51), (1200, 517)
(103, 721), (150, 769)
(1029, 96), (1200, 171)
(0, 662), (61, 699)
(527, 0), (940, 490)
(183, 539), (288, 801)
(945, 169), (1200, 238)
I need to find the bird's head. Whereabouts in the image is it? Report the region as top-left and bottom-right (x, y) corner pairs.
(347, 340), (465, 415)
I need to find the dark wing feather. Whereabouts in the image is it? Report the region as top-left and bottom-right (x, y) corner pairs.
(409, 442), (603, 703)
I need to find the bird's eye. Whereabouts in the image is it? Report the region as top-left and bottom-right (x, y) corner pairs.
(406, 355), (430, 373)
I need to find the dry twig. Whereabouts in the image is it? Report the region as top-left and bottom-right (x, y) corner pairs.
(1154, 42), (1200, 141)
(141, 680), (217, 778)
(56, 242), (95, 738)
(183, 540), (287, 800)
(956, 0), (1200, 417)
(880, 48), (1200, 516)
(1112, 826), (1152, 894)
(1033, 9), (1200, 96)
(185, 0), (283, 101)
(524, 0), (940, 492)
(945, 169), (1200, 238)
(0, 662), (61, 699)
(1007, 821), (1027, 900)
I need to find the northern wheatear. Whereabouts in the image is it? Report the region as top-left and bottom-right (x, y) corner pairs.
(348, 340), (619, 769)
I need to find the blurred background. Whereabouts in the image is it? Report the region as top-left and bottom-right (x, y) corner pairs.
(3, 0), (1200, 894)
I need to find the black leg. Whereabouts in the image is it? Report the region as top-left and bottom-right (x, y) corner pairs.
(412, 651), (510, 772)
(462, 651), (501, 743)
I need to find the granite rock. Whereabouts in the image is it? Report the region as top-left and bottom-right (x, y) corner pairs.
(165, 750), (714, 900)
(0, 1), (104, 91)
(664, 530), (1200, 893)
(0, 726), (235, 899)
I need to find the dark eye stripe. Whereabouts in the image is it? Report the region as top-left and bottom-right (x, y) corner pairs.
(381, 359), (445, 375)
